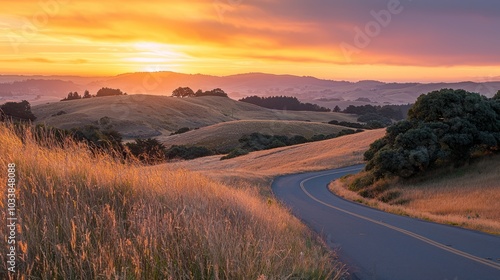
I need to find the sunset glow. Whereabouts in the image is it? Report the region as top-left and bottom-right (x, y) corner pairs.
(1, 0), (499, 82)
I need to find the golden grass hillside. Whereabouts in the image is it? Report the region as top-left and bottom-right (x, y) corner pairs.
(331, 155), (500, 234)
(159, 120), (353, 151)
(32, 95), (357, 139)
(168, 129), (386, 186)
(0, 123), (345, 279)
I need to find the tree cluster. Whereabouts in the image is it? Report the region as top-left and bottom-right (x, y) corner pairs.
(239, 96), (331, 112)
(171, 87), (228, 98)
(61, 88), (124, 101)
(126, 139), (214, 163)
(342, 104), (406, 122)
(328, 120), (386, 129)
(71, 125), (124, 152)
(0, 100), (36, 122)
(364, 89), (500, 179)
(170, 127), (191, 135)
(96, 87), (127, 97)
(61, 90), (92, 101)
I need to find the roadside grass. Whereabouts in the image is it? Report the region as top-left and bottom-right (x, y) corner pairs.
(167, 129), (386, 185)
(0, 123), (346, 279)
(330, 155), (500, 235)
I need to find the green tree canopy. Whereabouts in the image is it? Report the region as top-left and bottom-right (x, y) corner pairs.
(0, 100), (37, 121)
(365, 89), (500, 178)
(494, 90), (500, 100)
(172, 87), (195, 97)
(96, 87), (126, 97)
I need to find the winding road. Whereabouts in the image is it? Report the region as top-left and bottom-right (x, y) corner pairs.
(272, 164), (500, 280)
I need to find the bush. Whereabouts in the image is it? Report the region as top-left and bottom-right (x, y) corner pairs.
(126, 138), (167, 163)
(51, 110), (67, 117)
(170, 127), (190, 135)
(71, 125), (124, 152)
(220, 148), (249, 160)
(165, 145), (214, 160)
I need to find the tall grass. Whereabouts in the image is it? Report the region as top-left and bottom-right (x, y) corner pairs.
(0, 123), (345, 279)
(331, 156), (500, 235)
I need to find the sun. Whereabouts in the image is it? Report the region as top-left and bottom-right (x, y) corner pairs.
(124, 42), (188, 72)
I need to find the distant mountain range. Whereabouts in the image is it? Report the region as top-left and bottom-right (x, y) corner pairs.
(1, 72), (499, 108)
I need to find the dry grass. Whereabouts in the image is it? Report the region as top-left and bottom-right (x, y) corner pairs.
(0, 123), (346, 279)
(167, 129), (386, 185)
(330, 156), (500, 235)
(159, 120), (352, 151)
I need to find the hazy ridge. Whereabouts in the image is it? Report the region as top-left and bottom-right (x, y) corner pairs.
(2, 72), (500, 107)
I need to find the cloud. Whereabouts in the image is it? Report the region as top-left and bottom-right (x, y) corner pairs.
(0, 0), (499, 79)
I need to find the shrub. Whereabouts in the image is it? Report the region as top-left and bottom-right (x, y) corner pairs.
(165, 145), (214, 160)
(170, 127), (190, 135)
(126, 138), (167, 163)
(221, 148), (249, 160)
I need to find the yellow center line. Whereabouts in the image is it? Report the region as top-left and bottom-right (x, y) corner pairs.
(299, 170), (500, 271)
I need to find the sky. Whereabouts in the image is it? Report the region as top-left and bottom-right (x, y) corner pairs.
(0, 0), (499, 82)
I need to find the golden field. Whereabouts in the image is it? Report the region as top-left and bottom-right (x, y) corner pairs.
(0, 123), (345, 279)
(331, 155), (500, 235)
(166, 129), (386, 189)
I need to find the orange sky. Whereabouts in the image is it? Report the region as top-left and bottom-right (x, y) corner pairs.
(1, 0), (499, 82)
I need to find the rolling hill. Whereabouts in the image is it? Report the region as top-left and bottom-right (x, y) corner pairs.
(166, 129), (386, 184)
(32, 94), (357, 139)
(159, 120), (353, 151)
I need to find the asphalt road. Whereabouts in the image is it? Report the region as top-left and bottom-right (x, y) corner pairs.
(272, 164), (500, 280)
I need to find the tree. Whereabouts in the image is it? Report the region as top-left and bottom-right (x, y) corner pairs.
(195, 88), (229, 98)
(96, 87), (126, 97)
(172, 87), (194, 97)
(208, 88), (227, 97)
(494, 90), (500, 100)
(239, 95), (329, 111)
(126, 138), (166, 163)
(83, 90), (92, 99)
(61, 91), (81, 101)
(0, 100), (36, 121)
(333, 105), (341, 112)
(365, 89), (500, 179)
(71, 125), (123, 152)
